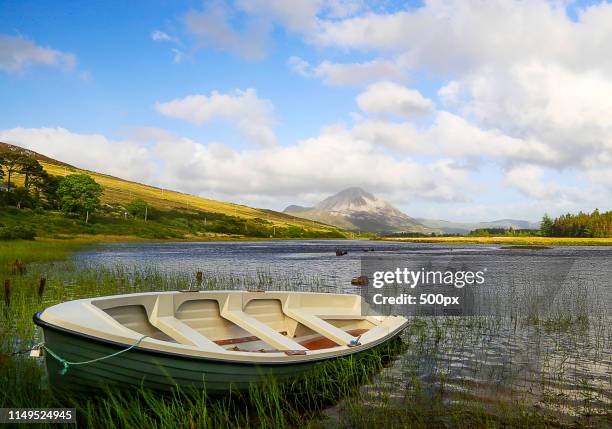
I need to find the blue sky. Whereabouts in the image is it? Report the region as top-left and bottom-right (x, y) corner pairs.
(1, 0), (611, 221)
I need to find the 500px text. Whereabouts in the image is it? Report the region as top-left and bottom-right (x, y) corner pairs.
(373, 293), (460, 306)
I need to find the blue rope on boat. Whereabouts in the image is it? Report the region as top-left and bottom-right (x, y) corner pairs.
(40, 335), (148, 375)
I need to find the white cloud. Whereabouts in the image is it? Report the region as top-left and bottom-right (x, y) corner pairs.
(171, 48), (185, 64)
(311, 0), (612, 74)
(0, 34), (76, 73)
(3, 124), (604, 219)
(151, 30), (179, 43)
(288, 56), (312, 77)
(155, 89), (277, 146)
(0, 127), (155, 182)
(457, 63), (612, 169)
(153, 126), (471, 203)
(235, 0), (322, 33)
(0, 125), (472, 205)
(182, 0), (365, 60)
(296, 1), (612, 178)
(317, 59), (404, 86)
(437, 81), (461, 106)
(322, 0), (364, 18)
(351, 120), (424, 153)
(184, 2), (270, 60)
(357, 81), (433, 118)
(151, 30), (184, 63)
(289, 56), (405, 86)
(347, 111), (560, 166)
(183, 0), (325, 61)
(584, 167), (612, 188)
(426, 111), (560, 164)
(503, 164), (583, 201)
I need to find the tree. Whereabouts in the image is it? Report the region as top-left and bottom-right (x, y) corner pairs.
(10, 186), (34, 209)
(28, 170), (49, 200)
(39, 174), (62, 209)
(540, 214), (554, 237)
(57, 174), (103, 222)
(19, 157), (45, 189)
(0, 152), (27, 191)
(125, 198), (150, 220)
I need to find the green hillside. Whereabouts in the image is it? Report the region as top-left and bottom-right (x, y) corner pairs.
(0, 143), (346, 240)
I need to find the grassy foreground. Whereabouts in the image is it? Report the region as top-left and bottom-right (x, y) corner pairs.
(379, 235), (612, 246)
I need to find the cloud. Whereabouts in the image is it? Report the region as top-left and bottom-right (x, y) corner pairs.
(0, 34), (76, 73)
(351, 120), (424, 153)
(322, 0), (364, 18)
(294, 1), (612, 174)
(288, 56), (312, 77)
(0, 125), (472, 205)
(288, 56), (405, 86)
(151, 30), (185, 63)
(153, 125), (471, 203)
(0, 127), (155, 182)
(3, 123), (604, 219)
(347, 111), (559, 166)
(503, 164), (583, 201)
(235, 0), (322, 33)
(437, 81), (461, 106)
(425, 111), (560, 164)
(456, 63), (612, 169)
(183, 2), (271, 60)
(357, 81), (433, 118)
(311, 0), (612, 74)
(182, 0), (363, 60)
(155, 89), (277, 146)
(151, 30), (180, 43)
(171, 48), (184, 64)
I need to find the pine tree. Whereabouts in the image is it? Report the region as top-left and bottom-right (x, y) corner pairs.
(540, 214), (554, 236)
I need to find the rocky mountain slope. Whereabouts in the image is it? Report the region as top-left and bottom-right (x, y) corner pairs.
(284, 187), (432, 233)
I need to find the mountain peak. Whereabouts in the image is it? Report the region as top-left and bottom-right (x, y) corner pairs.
(316, 187), (377, 211)
(284, 187), (431, 233)
(333, 187), (374, 199)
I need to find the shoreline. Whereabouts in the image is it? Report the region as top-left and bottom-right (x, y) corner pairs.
(376, 236), (612, 246)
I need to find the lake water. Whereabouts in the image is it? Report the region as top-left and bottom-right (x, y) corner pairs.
(74, 239), (611, 289)
(73, 240), (611, 420)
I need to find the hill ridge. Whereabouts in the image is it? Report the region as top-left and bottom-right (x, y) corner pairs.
(0, 142), (345, 237)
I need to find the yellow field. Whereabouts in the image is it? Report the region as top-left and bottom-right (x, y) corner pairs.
(379, 236), (612, 246)
(40, 161), (340, 234)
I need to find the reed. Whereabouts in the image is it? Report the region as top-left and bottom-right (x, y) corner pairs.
(0, 239), (86, 273)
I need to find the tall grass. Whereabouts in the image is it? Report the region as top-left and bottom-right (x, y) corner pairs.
(0, 239), (86, 270)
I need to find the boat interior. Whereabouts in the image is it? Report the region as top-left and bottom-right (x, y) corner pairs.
(73, 291), (402, 355)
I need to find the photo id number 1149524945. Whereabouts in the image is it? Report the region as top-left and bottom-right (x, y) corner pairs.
(0, 408), (76, 424)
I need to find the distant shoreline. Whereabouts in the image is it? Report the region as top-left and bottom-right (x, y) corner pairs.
(377, 236), (612, 246)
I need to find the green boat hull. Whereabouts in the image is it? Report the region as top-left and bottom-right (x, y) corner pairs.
(35, 313), (402, 394)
